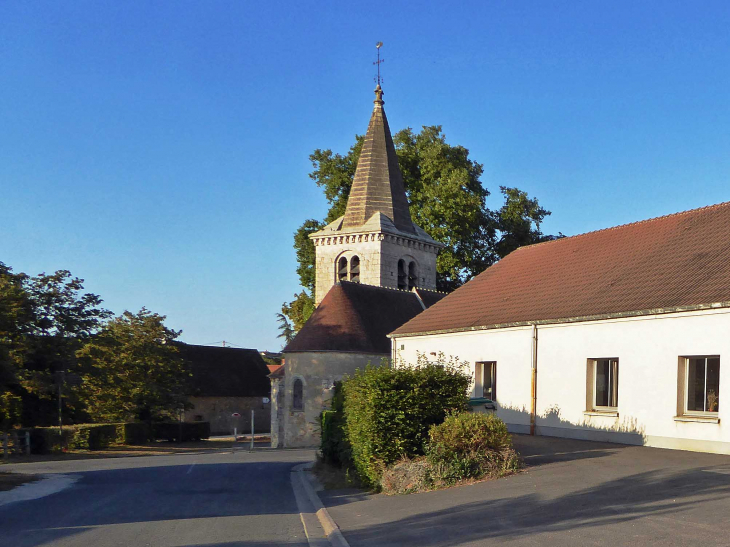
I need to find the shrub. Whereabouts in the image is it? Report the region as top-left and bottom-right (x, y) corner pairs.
(153, 421), (210, 442)
(115, 422), (153, 445)
(427, 412), (520, 484)
(320, 382), (350, 467)
(69, 424), (118, 450)
(343, 355), (470, 488)
(22, 427), (75, 454)
(380, 457), (433, 495)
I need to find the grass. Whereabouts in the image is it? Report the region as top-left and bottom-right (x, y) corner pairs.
(0, 472), (39, 492)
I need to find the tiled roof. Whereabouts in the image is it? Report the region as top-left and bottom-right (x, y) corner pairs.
(284, 282), (447, 354)
(341, 85), (415, 234)
(392, 201), (730, 336)
(177, 343), (271, 397)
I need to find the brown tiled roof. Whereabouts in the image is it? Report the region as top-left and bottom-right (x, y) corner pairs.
(342, 85), (415, 234)
(285, 282), (447, 354)
(177, 343), (271, 397)
(393, 201), (730, 336)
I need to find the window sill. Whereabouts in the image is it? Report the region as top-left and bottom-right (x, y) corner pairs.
(674, 415), (720, 424)
(584, 410), (619, 418)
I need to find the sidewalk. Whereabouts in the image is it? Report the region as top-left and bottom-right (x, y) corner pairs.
(318, 435), (730, 547)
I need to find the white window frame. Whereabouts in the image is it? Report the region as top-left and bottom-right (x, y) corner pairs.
(681, 355), (720, 417)
(475, 361), (496, 400)
(587, 358), (619, 411)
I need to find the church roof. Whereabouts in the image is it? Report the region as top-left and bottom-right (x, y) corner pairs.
(284, 282), (447, 354)
(341, 86), (416, 234)
(392, 201), (730, 337)
(177, 343), (271, 397)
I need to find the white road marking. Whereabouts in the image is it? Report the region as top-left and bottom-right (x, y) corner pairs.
(186, 464), (195, 475)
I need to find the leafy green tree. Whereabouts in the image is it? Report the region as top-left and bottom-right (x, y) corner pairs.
(275, 312), (295, 346)
(0, 264), (111, 426)
(76, 308), (191, 422)
(281, 125), (557, 333)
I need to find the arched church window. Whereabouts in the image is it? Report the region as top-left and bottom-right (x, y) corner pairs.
(408, 261), (418, 290)
(338, 257), (349, 282)
(397, 259), (407, 290)
(350, 256), (360, 283)
(292, 379), (304, 411)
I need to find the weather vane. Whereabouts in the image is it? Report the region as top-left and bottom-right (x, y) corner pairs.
(374, 41), (384, 86)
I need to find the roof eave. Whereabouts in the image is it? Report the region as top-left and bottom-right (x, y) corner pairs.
(389, 301), (730, 338)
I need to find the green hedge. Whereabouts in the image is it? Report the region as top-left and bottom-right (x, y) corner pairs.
(69, 424), (118, 450)
(153, 421), (210, 442)
(115, 422), (153, 445)
(342, 360), (470, 487)
(320, 382), (350, 467)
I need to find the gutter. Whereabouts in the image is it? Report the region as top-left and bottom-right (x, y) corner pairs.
(388, 301), (730, 339)
(530, 324), (538, 436)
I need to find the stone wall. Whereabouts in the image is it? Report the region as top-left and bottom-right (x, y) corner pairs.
(184, 396), (270, 435)
(282, 351), (389, 448)
(270, 377), (285, 448)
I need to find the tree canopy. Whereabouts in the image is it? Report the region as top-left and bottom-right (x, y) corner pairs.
(76, 308), (191, 422)
(281, 125), (558, 334)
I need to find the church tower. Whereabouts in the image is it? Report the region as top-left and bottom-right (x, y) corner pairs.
(310, 85), (443, 305)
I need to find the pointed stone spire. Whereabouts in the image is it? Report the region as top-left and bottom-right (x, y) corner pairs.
(342, 85), (415, 234)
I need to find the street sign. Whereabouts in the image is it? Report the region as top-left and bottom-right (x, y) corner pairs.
(262, 397), (270, 404)
(231, 412), (241, 418)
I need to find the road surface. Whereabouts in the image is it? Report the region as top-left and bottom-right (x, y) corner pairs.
(1, 447), (316, 547)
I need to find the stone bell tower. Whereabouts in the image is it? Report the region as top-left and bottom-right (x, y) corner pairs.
(310, 85), (443, 305)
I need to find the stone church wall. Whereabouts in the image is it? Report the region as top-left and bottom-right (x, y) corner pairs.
(283, 351), (389, 447)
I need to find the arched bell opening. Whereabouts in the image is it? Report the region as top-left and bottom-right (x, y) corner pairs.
(350, 256), (360, 283)
(397, 259), (407, 290)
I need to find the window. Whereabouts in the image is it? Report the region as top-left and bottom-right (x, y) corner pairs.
(408, 261), (417, 290)
(397, 259), (407, 290)
(337, 257), (348, 282)
(350, 255), (360, 283)
(475, 361), (496, 400)
(593, 359), (618, 409)
(292, 378), (304, 411)
(681, 356), (720, 415)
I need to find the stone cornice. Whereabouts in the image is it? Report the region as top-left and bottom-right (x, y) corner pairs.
(311, 232), (441, 254)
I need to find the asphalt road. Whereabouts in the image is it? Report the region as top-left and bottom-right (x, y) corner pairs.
(0, 447), (316, 547)
(321, 435), (730, 547)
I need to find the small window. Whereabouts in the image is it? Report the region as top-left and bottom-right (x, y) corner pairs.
(587, 358), (619, 409)
(475, 361), (496, 400)
(194, 415), (203, 422)
(397, 259), (407, 290)
(350, 255), (360, 283)
(681, 356), (720, 415)
(337, 257), (348, 282)
(292, 378), (304, 411)
(408, 261), (417, 290)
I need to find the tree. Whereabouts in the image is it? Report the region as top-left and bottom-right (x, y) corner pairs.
(0, 264), (112, 426)
(281, 125), (557, 333)
(76, 308), (191, 422)
(275, 312), (295, 346)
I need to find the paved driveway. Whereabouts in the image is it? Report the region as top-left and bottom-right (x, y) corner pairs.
(1, 447), (316, 547)
(320, 435), (730, 546)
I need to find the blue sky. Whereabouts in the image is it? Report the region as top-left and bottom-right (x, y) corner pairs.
(2, 1), (729, 351)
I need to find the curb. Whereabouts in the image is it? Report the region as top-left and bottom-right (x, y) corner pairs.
(292, 462), (351, 547)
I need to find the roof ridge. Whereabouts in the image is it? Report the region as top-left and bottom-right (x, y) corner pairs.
(515, 200), (730, 253)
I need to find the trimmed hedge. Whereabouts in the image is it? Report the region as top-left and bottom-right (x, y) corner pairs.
(320, 382), (350, 467)
(153, 421), (210, 442)
(69, 424), (118, 450)
(341, 359), (470, 487)
(115, 422), (153, 445)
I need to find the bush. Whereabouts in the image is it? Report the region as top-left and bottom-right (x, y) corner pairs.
(69, 424), (118, 450)
(153, 421), (210, 442)
(23, 427), (75, 454)
(427, 412), (520, 484)
(320, 382), (350, 467)
(343, 355), (470, 488)
(115, 422), (152, 445)
(380, 457), (433, 495)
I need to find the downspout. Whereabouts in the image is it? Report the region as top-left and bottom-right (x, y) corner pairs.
(530, 324), (538, 436)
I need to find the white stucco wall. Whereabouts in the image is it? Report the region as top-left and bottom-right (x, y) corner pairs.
(392, 307), (730, 454)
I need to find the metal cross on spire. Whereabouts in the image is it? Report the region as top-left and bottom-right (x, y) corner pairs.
(374, 41), (384, 85)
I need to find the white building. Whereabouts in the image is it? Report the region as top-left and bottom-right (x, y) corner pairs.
(391, 202), (730, 454)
